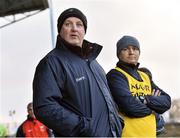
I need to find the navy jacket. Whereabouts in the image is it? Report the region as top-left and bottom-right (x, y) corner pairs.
(33, 37), (123, 137)
(107, 60), (171, 117)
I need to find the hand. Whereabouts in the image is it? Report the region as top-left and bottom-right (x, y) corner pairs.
(152, 89), (161, 96)
(138, 96), (147, 104)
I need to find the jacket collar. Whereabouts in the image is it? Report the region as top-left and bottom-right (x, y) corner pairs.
(56, 35), (102, 61)
(116, 59), (142, 80)
(27, 115), (35, 121)
(116, 59), (140, 70)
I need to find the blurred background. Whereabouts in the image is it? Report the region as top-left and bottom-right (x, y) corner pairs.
(0, 0), (180, 137)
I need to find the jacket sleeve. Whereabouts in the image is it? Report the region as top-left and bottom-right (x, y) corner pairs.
(16, 124), (24, 137)
(145, 81), (171, 114)
(107, 70), (152, 117)
(33, 57), (90, 136)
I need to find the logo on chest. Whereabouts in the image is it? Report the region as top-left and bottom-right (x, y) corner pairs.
(131, 83), (150, 92)
(75, 76), (86, 82)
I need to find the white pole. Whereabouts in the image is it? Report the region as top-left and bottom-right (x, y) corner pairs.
(48, 0), (55, 48)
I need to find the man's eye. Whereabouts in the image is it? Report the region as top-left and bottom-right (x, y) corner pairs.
(133, 47), (139, 50)
(77, 23), (83, 27)
(122, 48), (128, 51)
(64, 23), (71, 26)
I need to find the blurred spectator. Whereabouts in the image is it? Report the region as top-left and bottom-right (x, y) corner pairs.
(0, 123), (8, 137)
(16, 102), (53, 137)
(169, 99), (180, 122)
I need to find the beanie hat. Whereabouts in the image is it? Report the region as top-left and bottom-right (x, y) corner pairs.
(116, 35), (140, 57)
(57, 8), (87, 33)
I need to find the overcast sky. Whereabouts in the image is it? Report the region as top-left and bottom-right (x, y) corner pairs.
(1, 0), (180, 123)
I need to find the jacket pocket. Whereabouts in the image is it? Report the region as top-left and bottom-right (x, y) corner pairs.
(78, 117), (94, 136)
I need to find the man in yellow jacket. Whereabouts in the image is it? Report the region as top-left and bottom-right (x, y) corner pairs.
(107, 35), (171, 137)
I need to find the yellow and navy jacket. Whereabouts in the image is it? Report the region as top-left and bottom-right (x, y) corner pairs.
(107, 60), (171, 137)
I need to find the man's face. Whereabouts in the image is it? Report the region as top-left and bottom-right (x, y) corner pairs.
(27, 104), (35, 118)
(60, 17), (85, 47)
(118, 45), (140, 65)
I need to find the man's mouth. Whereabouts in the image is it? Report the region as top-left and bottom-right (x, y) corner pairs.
(70, 35), (78, 38)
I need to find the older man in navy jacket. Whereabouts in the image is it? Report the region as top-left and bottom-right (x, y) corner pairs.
(33, 8), (123, 137)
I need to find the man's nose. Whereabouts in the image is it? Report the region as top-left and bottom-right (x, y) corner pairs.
(129, 48), (134, 53)
(71, 24), (78, 31)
